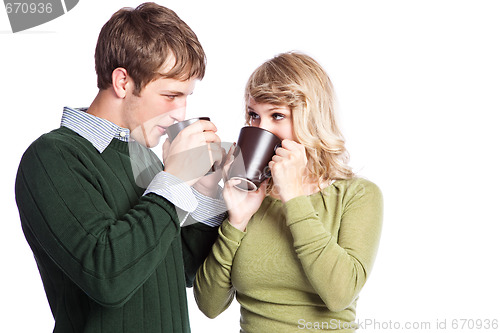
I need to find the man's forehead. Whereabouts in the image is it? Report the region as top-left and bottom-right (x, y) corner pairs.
(155, 76), (197, 93)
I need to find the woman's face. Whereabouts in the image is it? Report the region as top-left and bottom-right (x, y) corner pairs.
(246, 98), (296, 141)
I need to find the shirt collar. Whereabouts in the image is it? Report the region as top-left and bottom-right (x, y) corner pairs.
(60, 107), (131, 153)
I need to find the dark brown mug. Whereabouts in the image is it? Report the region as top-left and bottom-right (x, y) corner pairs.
(227, 126), (281, 191)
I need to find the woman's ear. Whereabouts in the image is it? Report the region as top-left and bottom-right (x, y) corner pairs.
(111, 67), (132, 99)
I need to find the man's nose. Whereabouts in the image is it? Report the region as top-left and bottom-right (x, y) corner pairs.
(170, 102), (187, 122)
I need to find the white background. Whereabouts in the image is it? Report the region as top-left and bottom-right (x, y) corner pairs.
(1, 1), (499, 332)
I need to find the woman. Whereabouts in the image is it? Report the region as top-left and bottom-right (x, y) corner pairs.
(194, 52), (383, 332)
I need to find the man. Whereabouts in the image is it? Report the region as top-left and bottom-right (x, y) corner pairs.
(15, 3), (225, 332)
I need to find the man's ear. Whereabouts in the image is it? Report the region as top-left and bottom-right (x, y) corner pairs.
(111, 67), (133, 99)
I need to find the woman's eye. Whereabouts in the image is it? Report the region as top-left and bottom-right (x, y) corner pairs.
(272, 113), (285, 120)
(248, 111), (259, 119)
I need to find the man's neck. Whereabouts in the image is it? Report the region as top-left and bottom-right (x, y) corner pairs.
(87, 89), (126, 128)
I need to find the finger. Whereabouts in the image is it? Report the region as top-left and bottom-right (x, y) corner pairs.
(223, 178), (243, 195)
(271, 155), (283, 163)
(257, 179), (269, 192)
(220, 142), (235, 165)
(215, 142), (232, 169)
(275, 146), (292, 157)
(176, 120), (218, 140)
(222, 154), (235, 183)
(227, 142), (236, 158)
(249, 180), (268, 200)
(223, 152), (235, 168)
(281, 139), (300, 150)
(198, 119), (218, 132)
(226, 178), (242, 187)
(202, 131), (221, 144)
(178, 131), (220, 150)
(191, 119), (218, 134)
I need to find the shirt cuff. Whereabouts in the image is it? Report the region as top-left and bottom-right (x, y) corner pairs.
(190, 187), (227, 227)
(144, 171), (198, 213)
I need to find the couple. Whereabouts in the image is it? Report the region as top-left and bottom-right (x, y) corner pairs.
(15, 3), (383, 333)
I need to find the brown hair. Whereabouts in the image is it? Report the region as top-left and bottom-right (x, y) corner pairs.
(95, 2), (206, 95)
(245, 52), (354, 182)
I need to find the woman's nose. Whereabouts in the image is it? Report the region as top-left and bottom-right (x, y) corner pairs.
(257, 119), (273, 133)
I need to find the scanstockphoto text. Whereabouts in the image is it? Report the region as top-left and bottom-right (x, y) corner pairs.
(297, 318), (499, 331)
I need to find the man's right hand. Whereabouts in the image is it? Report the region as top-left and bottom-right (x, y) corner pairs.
(162, 120), (222, 186)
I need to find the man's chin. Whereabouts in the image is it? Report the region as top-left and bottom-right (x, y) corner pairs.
(145, 137), (161, 148)
(130, 134), (160, 148)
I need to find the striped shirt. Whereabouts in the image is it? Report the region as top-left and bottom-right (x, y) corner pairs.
(61, 107), (226, 227)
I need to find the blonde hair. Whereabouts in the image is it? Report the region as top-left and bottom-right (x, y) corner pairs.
(244, 52), (354, 183)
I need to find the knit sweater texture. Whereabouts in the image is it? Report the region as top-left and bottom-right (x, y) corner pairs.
(15, 126), (218, 333)
(194, 178), (383, 332)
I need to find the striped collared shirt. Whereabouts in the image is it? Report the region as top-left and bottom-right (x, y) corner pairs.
(61, 107), (226, 227)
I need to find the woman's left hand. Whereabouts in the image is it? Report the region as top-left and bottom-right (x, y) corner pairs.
(193, 142), (233, 198)
(269, 139), (308, 202)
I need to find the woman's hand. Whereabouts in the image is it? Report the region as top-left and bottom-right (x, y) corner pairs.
(192, 142), (234, 197)
(223, 179), (268, 231)
(269, 139), (308, 202)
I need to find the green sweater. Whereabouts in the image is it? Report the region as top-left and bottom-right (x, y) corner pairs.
(194, 178), (383, 332)
(15, 127), (218, 333)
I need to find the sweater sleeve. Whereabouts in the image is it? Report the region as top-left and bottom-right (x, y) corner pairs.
(181, 217), (219, 288)
(15, 136), (183, 308)
(193, 219), (245, 318)
(283, 179), (383, 312)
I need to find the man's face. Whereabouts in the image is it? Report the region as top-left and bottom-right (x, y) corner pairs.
(124, 62), (197, 148)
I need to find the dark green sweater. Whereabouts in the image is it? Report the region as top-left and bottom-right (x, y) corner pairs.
(15, 127), (218, 333)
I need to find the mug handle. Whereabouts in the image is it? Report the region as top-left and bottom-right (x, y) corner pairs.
(261, 142), (282, 180)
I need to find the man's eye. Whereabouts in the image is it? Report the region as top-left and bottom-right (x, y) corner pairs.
(164, 95), (177, 100)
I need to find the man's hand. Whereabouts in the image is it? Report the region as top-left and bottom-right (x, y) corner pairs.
(162, 120), (222, 186)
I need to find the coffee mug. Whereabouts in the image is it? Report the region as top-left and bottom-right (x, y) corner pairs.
(165, 117), (216, 174)
(227, 126), (281, 191)
(165, 117), (211, 142)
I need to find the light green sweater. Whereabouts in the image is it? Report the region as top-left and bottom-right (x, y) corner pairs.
(194, 178), (383, 332)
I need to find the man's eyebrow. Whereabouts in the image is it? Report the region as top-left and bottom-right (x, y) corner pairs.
(160, 90), (185, 95)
